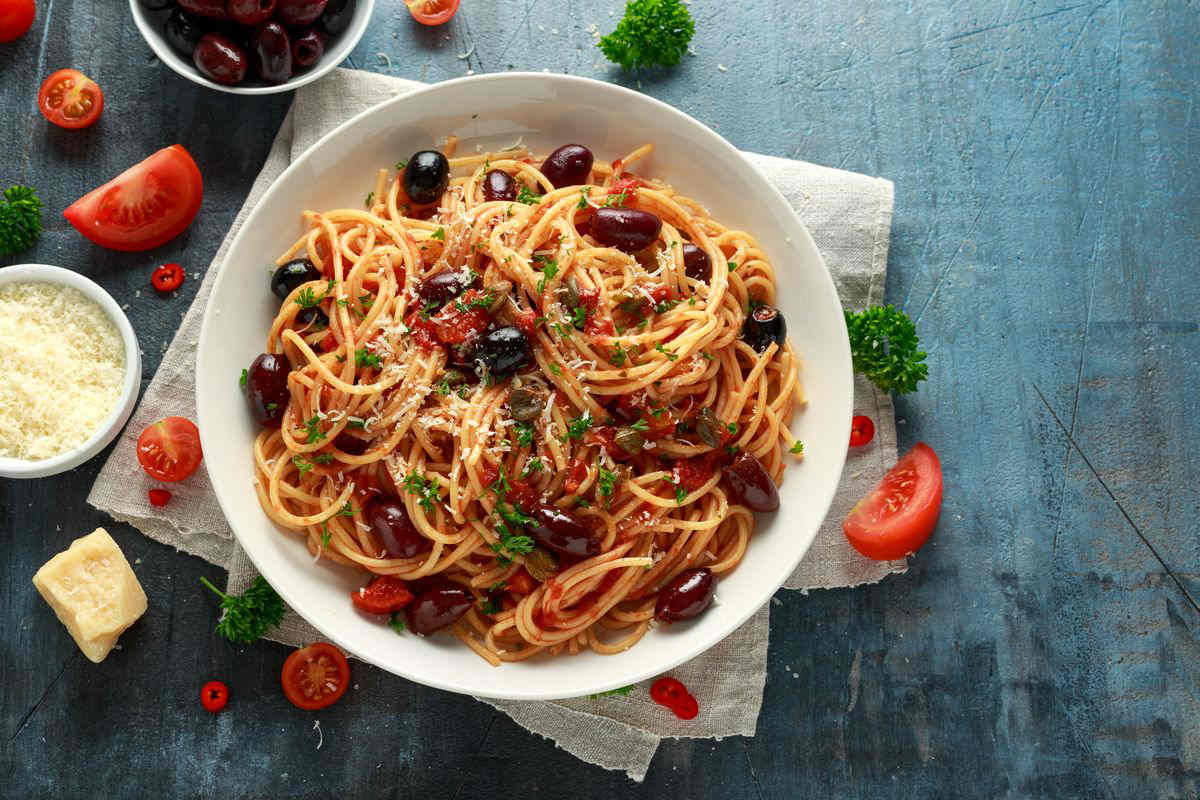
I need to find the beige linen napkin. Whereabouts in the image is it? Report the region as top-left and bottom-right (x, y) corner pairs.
(89, 69), (903, 782)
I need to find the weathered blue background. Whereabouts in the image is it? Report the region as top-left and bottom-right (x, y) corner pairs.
(2, 1), (1198, 797)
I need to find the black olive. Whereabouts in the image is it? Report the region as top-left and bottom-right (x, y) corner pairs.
(473, 326), (531, 376)
(163, 9), (205, 57)
(139, 0), (175, 8)
(742, 304), (786, 352)
(318, 0), (355, 36)
(245, 353), (290, 427)
(654, 567), (715, 623)
(482, 170), (518, 202)
(540, 144), (594, 189)
(271, 258), (322, 299)
(682, 242), (712, 282)
(417, 270), (470, 307)
(296, 307), (328, 328)
(591, 208), (662, 253)
(403, 150), (450, 206)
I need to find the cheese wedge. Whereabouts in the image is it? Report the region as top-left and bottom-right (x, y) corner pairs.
(32, 528), (148, 663)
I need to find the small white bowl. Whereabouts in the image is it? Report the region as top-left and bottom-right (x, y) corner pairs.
(0, 265), (142, 479)
(128, 0), (375, 96)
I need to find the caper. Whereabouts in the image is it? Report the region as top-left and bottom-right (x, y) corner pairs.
(523, 546), (560, 581)
(558, 277), (581, 311)
(695, 407), (722, 448)
(444, 367), (469, 386)
(615, 426), (645, 455)
(508, 385), (546, 422)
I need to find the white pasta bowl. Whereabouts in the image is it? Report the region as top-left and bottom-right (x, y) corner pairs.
(195, 73), (852, 700)
(0, 264), (142, 479)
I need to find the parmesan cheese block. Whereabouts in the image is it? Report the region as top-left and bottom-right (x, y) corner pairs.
(32, 528), (147, 663)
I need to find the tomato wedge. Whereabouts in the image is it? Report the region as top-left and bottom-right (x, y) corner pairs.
(281, 642), (350, 711)
(38, 68), (104, 130)
(0, 0), (36, 43)
(136, 417), (204, 482)
(406, 0), (460, 25)
(843, 442), (943, 560)
(351, 575), (414, 615)
(65, 145), (203, 252)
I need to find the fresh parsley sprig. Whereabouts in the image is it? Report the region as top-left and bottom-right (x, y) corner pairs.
(199, 576), (285, 644)
(598, 0), (695, 71)
(0, 185), (43, 257)
(844, 305), (928, 394)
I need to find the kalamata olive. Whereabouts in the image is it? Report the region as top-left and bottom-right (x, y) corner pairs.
(333, 430), (369, 455)
(164, 9), (205, 56)
(193, 33), (248, 85)
(528, 503), (600, 558)
(295, 306), (328, 328)
(694, 407), (722, 448)
(654, 567), (715, 623)
(591, 207), (662, 253)
(417, 269), (468, 307)
(276, 0), (328, 27)
(507, 385), (545, 422)
(405, 579), (473, 635)
(228, 0), (276, 25)
(291, 28), (324, 68)
(271, 258), (321, 299)
(540, 144), (594, 189)
(523, 547), (559, 581)
(614, 427), (645, 455)
(741, 304), (787, 352)
(253, 21), (292, 84)
(178, 0), (228, 19)
(682, 242), (712, 282)
(245, 353), (290, 427)
(473, 326), (531, 376)
(482, 169), (518, 202)
(138, 0), (175, 10)
(318, 0), (355, 36)
(364, 499), (429, 558)
(403, 150), (450, 206)
(724, 452), (780, 512)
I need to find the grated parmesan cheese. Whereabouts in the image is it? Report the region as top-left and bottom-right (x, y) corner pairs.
(0, 282), (125, 460)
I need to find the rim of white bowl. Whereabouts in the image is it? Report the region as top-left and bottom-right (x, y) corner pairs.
(127, 0), (376, 96)
(0, 265), (142, 479)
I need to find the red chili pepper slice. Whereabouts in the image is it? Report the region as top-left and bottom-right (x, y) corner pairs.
(148, 488), (172, 507)
(849, 415), (875, 448)
(200, 680), (229, 713)
(650, 676), (699, 719)
(151, 262), (185, 292)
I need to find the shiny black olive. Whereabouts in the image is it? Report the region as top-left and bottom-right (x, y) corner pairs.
(723, 452), (780, 512)
(540, 144), (593, 189)
(333, 431), (369, 455)
(591, 208), (662, 253)
(364, 499), (429, 558)
(245, 353), (290, 427)
(473, 326), (531, 376)
(291, 28), (324, 68)
(318, 0), (355, 36)
(741, 305), (786, 352)
(405, 580), (473, 635)
(682, 242), (712, 282)
(296, 306), (328, 328)
(228, 0), (276, 25)
(193, 33), (248, 85)
(253, 21), (292, 84)
(276, 0), (328, 27)
(403, 150), (450, 206)
(528, 503), (600, 558)
(482, 169), (517, 202)
(654, 567), (715, 623)
(417, 269), (470, 307)
(271, 258), (322, 299)
(164, 9), (205, 57)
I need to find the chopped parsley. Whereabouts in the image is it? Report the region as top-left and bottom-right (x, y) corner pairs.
(603, 189), (630, 208)
(727, 422), (739, 434)
(548, 363), (562, 375)
(402, 471), (440, 513)
(655, 343), (678, 361)
(728, 260), (739, 272)
(347, 417), (367, 429)
(292, 455), (314, 475)
(430, 227), (446, 241)
(590, 684), (635, 699)
(516, 185), (543, 204)
(565, 410), (593, 441)
(577, 188), (591, 209)
(454, 288), (496, 312)
(655, 298), (681, 314)
(521, 458), (544, 477)
(663, 475), (686, 505)
(570, 305), (587, 330)
(514, 421), (535, 447)
(355, 348), (382, 368)
(629, 418), (650, 432)
(266, 402), (278, 412)
(648, 406), (668, 418)
(609, 342), (627, 367)
(365, 191), (374, 207)
(389, 612), (406, 634)
(535, 256), (559, 294)
(313, 452), (334, 464)
(480, 596), (502, 615)
(239, 368), (248, 389)
(395, 159), (408, 170)
(301, 415), (326, 444)
(294, 287), (321, 309)
(789, 440), (805, 455)
(700, 351), (714, 361)
(597, 467), (618, 497)
(320, 522), (331, 548)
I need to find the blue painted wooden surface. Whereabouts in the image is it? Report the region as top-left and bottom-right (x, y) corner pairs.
(2, 1), (1198, 797)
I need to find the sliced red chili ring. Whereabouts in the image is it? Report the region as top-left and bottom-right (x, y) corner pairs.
(151, 262), (185, 292)
(849, 415), (875, 448)
(200, 680), (229, 713)
(148, 488), (172, 507)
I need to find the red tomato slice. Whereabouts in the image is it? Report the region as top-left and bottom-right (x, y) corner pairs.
(0, 0), (36, 43)
(506, 569), (536, 596)
(351, 575), (414, 615)
(843, 442), (943, 560)
(406, 0), (459, 25)
(64, 144), (203, 252)
(38, 68), (104, 130)
(281, 642), (350, 711)
(136, 416), (203, 482)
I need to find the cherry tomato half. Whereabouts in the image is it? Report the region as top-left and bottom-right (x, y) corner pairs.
(406, 0), (459, 25)
(351, 575), (414, 615)
(38, 68), (104, 130)
(136, 417), (203, 482)
(843, 442), (943, 560)
(151, 262), (185, 292)
(849, 415), (875, 447)
(200, 680), (229, 713)
(281, 642), (350, 711)
(64, 144), (203, 252)
(0, 0), (36, 43)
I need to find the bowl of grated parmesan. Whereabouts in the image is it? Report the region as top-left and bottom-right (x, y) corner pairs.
(0, 264), (141, 478)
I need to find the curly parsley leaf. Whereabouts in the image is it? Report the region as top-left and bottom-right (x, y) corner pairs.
(199, 575), (285, 645)
(0, 185), (43, 257)
(598, 0), (695, 71)
(844, 305), (928, 395)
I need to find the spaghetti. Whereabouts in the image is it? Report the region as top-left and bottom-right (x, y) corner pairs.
(249, 142), (804, 664)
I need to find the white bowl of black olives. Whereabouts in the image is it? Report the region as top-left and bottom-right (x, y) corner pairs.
(129, 0), (374, 95)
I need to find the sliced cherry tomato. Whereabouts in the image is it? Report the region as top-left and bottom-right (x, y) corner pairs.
(200, 680), (229, 713)
(674, 457), (714, 492)
(650, 676), (699, 720)
(148, 488), (172, 507)
(319, 332), (339, 352)
(607, 176), (647, 204)
(151, 262), (185, 292)
(849, 415), (875, 448)
(281, 642), (350, 711)
(0, 0), (36, 43)
(64, 144), (203, 252)
(406, 0), (459, 25)
(136, 416), (203, 482)
(37, 68), (103, 129)
(564, 457), (587, 494)
(430, 289), (491, 345)
(843, 442), (943, 560)
(513, 307), (537, 336)
(351, 575), (414, 615)
(506, 568), (536, 596)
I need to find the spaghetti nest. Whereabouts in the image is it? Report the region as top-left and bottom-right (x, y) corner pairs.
(253, 142), (804, 665)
